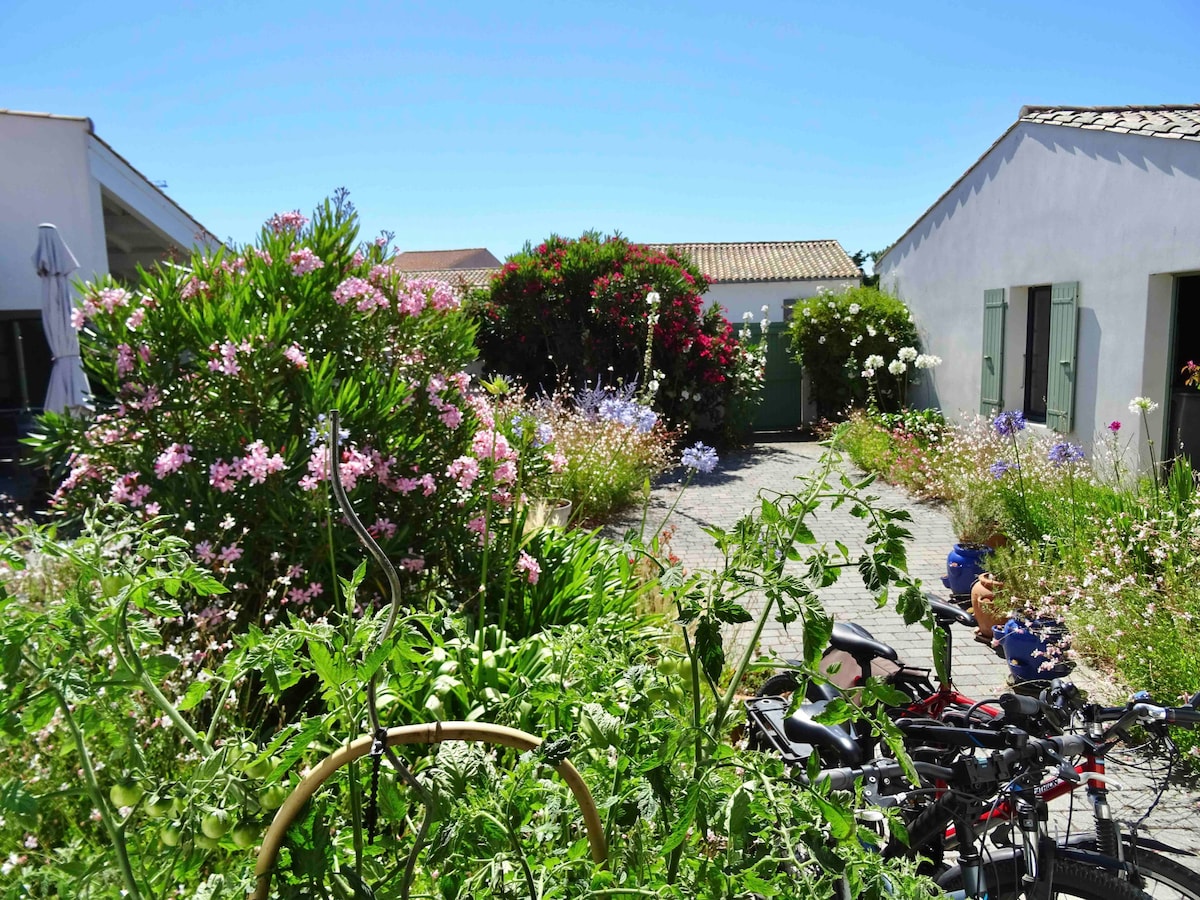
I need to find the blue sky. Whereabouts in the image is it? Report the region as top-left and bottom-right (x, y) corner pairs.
(4, 0), (1198, 265)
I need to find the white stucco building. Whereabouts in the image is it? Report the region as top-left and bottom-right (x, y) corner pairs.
(0, 109), (216, 412)
(1, 109), (216, 498)
(876, 105), (1200, 462)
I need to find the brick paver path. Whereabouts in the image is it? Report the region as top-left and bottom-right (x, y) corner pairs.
(609, 438), (1200, 855)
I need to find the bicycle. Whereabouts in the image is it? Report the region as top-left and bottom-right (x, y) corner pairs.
(745, 599), (1200, 898)
(806, 722), (1160, 900)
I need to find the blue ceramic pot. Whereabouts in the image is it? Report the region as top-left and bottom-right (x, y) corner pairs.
(992, 618), (1072, 682)
(943, 543), (993, 596)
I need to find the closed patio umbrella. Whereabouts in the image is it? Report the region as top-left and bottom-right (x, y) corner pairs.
(33, 223), (91, 413)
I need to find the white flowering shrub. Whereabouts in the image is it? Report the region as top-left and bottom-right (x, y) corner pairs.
(787, 286), (921, 416)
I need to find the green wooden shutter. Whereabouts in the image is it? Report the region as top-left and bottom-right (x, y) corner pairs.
(1046, 281), (1079, 433)
(980, 289), (1006, 416)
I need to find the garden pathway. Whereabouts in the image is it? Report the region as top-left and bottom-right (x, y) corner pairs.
(608, 437), (1200, 854)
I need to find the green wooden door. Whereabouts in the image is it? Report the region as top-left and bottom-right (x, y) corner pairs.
(753, 322), (805, 431)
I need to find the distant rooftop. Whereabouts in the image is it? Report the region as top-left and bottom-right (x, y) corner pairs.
(393, 248), (501, 270)
(1019, 104), (1200, 142)
(647, 240), (860, 283)
(393, 266), (498, 290)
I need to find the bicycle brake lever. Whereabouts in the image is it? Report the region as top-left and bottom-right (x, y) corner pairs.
(1045, 748), (1081, 783)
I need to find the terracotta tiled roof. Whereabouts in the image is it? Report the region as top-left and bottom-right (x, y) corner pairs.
(646, 240), (860, 283)
(393, 248), (501, 270)
(1020, 105), (1200, 142)
(393, 267), (498, 290)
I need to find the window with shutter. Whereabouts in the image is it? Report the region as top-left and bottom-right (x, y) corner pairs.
(1045, 281), (1079, 433)
(980, 289), (1005, 416)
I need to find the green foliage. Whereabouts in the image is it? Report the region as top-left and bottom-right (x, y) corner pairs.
(469, 233), (766, 445)
(0, 448), (947, 897)
(831, 408), (948, 498)
(27, 196), (481, 626)
(788, 286), (922, 416)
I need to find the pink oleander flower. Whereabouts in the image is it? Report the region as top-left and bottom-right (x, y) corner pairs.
(419, 473), (436, 496)
(267, 210), (308, 233)
(97, 287), (130, 313)
(467, 516), (489, 544)
(471, 429), (513, 461)
(337, 446), (373, 491)
(369, 517), (397, 540)
(252, 248), (273, 265)
(493, 459), (517, 484)
(283, 342), (308, 369)
(298, 444), (330, 491)
(180, 277), (208, 300)
(240, 439), (286, 485)
(154, 442), (193, 478)
(207, 340), (243, 376)
(138, 344), (152, 364)
(439, 406), (463, 428)
(392, 475), (420, 494)
(549, 452), (567, 473)
(351, 250), (366, 267)
(516, 551), (540, 585)
(289, 248), (324, 276)
(209, 459), (239, 493)
(333, 276), (386, 310)
(70, 306), (87, 329)
(125, 307), (145, 331)
(466, 392), (495, 428)
(116, 343), (136, 376)
(447, 456), (480, 490)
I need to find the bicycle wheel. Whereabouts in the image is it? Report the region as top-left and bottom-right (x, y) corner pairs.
(939, 855), (1153, 900)
(1072, 843), (1200, 900)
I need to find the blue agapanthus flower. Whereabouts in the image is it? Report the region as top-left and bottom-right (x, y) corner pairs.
(993, 410), (1027, 437)
(681, 441), (719, 474)
(1047, 441), (1085, 467)
(989, 459), (1015, 479)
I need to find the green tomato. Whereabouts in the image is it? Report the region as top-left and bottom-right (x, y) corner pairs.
(109, 779), (145, 808)
(258, 784), (289, 812)
(160, 821), (183, 847)
(201, 809), (231, 839)
(231, 823), (260, 850)
(193, 831), (220, 851)
(145, 794), (178, 819)
(243, 754), (276, 780)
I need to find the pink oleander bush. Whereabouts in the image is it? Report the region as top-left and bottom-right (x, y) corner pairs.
(29, 196), (534, 626)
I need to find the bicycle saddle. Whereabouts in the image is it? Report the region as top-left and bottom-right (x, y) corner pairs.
(829, 622), (899, 664)
(928, 594), (976, 628)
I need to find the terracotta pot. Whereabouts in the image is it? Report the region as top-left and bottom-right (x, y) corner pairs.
(970, 572), (1008, 637)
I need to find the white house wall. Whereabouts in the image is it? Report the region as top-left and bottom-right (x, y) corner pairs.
(877, 122), (1200, 454)
(0, 115), (103, 313)
(707, 278), (859, 324)
(0, 113), (216, 317)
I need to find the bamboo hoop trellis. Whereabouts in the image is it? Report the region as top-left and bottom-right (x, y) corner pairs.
(250, 721), (608, 900)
